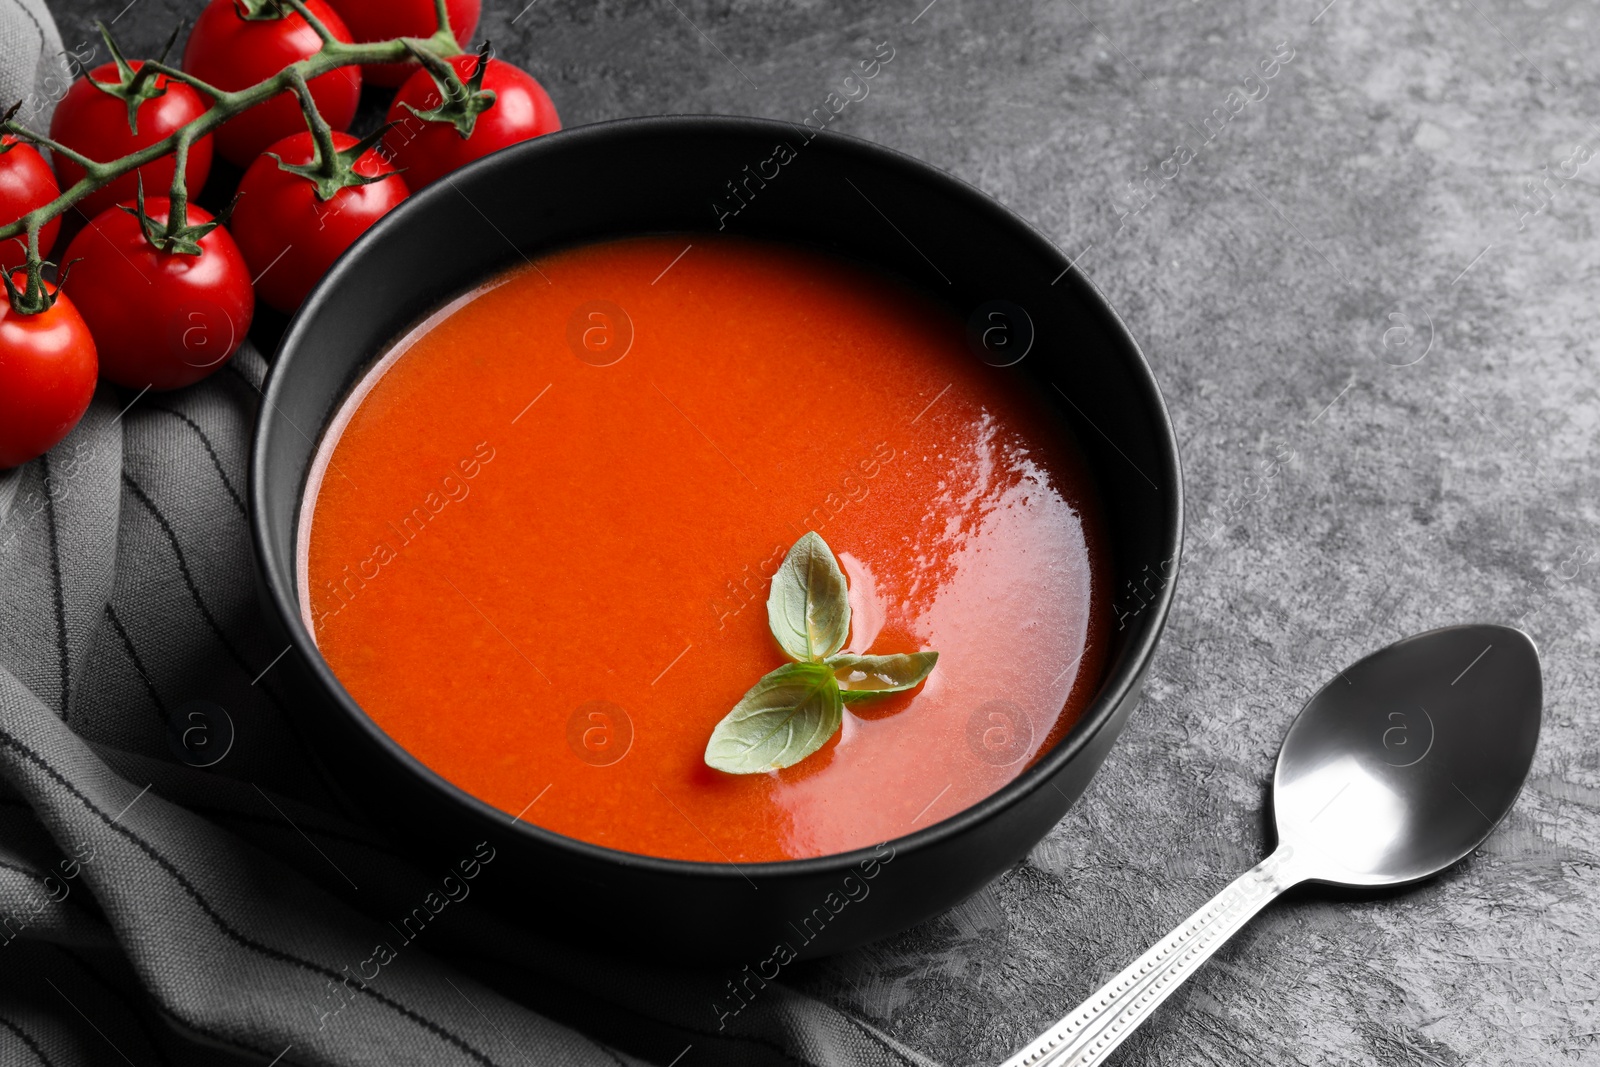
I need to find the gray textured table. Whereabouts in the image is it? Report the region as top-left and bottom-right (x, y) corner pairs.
(51, 1), (1600, 1064)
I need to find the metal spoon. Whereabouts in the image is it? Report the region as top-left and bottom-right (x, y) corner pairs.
(1002, 623), (1541, 1067)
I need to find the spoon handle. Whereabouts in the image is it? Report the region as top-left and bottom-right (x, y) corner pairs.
(1000, 842), (1307, 1067)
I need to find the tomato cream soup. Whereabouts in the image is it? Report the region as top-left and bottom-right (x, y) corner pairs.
(300, 235), (1110, 862)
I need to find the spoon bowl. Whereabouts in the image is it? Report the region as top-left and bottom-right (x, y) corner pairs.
(1274, 624), (1542, 887)
(1004, 624), (1542, 1067)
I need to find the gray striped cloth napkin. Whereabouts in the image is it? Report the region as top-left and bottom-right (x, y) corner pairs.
(0, 2), (940, 1063)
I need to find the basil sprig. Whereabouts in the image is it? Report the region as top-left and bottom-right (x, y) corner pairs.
(705, 532), (939, 774)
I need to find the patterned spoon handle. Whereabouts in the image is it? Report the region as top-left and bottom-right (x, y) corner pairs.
(1001, 843), (1308, 1067)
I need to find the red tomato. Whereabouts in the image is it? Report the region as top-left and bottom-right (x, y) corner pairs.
(62, 199), (254, 391)
(0, 138), (61, 255)
(382, 53), (560, 190)
(325, 0), (481, 87)
(0, 276), (97, 469)
(182, 0), (361, 167)
(48, 61), (213, 225)
(229, 131), (408, 312)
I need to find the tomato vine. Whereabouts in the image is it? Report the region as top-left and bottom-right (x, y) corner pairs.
(0, 0), (463, 313)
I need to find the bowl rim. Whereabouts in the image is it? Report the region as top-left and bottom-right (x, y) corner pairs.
(251, 113), (1184, 881)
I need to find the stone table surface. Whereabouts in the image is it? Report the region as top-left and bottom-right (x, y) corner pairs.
(52, 0), (1600, 1064)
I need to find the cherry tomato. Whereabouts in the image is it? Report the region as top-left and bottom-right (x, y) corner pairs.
(0, 138), (61, 255)
(182, 0), (361, 167)
(324, 0), (481, 87)
(382, 52), (559, 190)
(48, 60), (214, 227)
(62, 199), (254, 391)
(230, 131), (408, 312)
(0, 276), (97, 469)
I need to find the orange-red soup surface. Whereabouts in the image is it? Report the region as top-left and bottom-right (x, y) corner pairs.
(301, 236), (1110, 863)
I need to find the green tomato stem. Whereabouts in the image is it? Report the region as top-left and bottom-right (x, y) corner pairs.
(279, 0), (337, 46)
(165, 131), (192, 241)
(0, 2), (465, 312)
(432, 0), (459, 50)
(137, 59), (230, 101)
(283, 68), (340, 176)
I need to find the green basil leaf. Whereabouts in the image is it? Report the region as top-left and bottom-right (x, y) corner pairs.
(826, 651), (939, 702)
(704, 662), (843, 774)
(766, 531), (851, 662)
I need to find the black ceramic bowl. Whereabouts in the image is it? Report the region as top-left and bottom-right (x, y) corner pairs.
(250, 115), (1182, 961)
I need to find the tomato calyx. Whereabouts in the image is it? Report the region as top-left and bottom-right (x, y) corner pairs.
(269, 123), (399, 201)
(2, 254), (70, 316)
(0, 103), (26, 153)
(119, 175), (228, 257)
(232, 0), (296, 22)
(398, 40), (498, 140)
(84, 21), (183, 136)
(0, 119), (22, 156)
